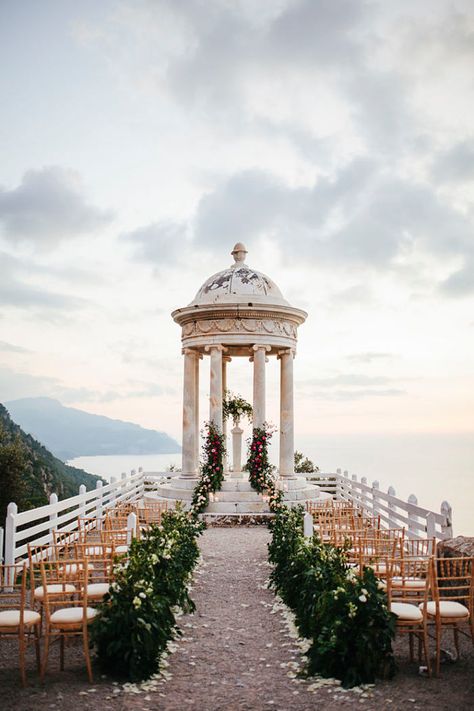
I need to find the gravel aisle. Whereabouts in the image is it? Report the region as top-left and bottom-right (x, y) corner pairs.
(2, 527), (473, 711)
(123, 527), (474, 711)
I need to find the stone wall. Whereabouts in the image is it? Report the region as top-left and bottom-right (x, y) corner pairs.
(437, 536), (474, 558)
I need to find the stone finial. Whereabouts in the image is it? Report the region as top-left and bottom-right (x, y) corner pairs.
(231, 242), (248, 265)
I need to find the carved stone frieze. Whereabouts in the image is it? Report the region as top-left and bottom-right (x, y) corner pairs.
(182, 317), (298, 340)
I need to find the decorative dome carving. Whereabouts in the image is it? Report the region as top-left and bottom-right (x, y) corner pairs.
(190, 243), (289, 307)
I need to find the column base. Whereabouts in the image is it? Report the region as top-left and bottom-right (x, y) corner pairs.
(178, 474), (200, 485)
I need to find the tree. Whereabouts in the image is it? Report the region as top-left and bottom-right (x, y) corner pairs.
(294, 450), (319, 474)
(0, 424), (27, 524)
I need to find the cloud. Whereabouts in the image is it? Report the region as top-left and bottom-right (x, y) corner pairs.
(0, 366), (175, 405)
(121, 221), (187, 269)
(192, 162), (474, 274)
(345, 352), (394, 364)
(440, 256), (474, 296)
(0, 166), (113, 249)
(0, 341), (30, 354)
(297, 372), (406, 401)
(431, 140), (474, 185)
(0, 250), (89, 313)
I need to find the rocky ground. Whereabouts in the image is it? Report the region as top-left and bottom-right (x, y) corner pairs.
(1, 527), (473, 711)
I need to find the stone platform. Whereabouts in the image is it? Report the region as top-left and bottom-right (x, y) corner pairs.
(144, 475), (331, 514)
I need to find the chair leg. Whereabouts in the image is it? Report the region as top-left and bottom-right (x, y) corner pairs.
(41, 630), (50, 682)
(19, 634), (27, 687)
(422, 625), (431, 677)
(409, 631), (414, 662)
(435, 622), (441, 677)
(34, 624), (41, 672)
(83, 626), (93, 683)
(453, 626), (460, 660)
(60, 635), (65, 671)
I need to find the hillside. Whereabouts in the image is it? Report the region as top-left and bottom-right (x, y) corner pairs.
(0, 403), (104, 521)
(5, 397), (181, 460)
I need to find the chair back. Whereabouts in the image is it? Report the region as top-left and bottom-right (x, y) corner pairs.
(39, 558), (89, 621)
(432, 556), (474, 608)
(0, 563), (27, 624)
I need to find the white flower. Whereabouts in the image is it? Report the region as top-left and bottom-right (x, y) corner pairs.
(358, 594), (367, 603)
(133, 596), (142, 609)
(361, 588), (369, 596)
(139, 592), (147, 599)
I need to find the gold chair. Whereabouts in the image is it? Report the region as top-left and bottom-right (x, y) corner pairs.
(40, 558), (96, 682)
(421, 556), (474, 676)
(0, 563), (41, 686)
(387, 556), (432, 676)
(74, 542), (114, 604)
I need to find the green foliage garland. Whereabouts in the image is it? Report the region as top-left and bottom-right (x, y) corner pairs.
(222, 390), (253, 425)
(246, 425), (284, 514)
(190, 422), (226, 517)
(267, 507), (396, 688)
(91, 507), (204, 681)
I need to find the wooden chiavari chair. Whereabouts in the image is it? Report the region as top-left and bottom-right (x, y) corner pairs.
(74, 542), (114, 603)
(386, 556), (432, 676)
(0, 563), (41, 686)
(422, 556), (474, 676)
(40, 558), (96, 682)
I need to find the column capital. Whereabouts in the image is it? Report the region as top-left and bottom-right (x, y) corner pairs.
(204, 344), (227, 354)
(277, 347), (296, 360)
(251, 344), (271, 353)
(182, 347), (202, 358)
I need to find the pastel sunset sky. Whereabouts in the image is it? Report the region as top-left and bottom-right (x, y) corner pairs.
(1, 1), (473, 470)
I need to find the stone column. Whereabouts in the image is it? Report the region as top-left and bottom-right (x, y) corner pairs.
(194, 352), (202, 469)
(278, 348), (295, 479)
(222, 355), (232, 474)
(205, 344), (225, 430)
(251, 345), (270, 429)
(231, 420), (243, 478)
(181, 348), (199, 478)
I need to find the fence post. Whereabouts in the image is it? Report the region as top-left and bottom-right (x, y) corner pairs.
(387, 485), (396, 528)
(121, 472), (127, 503)
(138, 466), (144, 498)
(343, 470), (350, 503)
(49, 493), (58, 541)
(426, 511), (436, 539)
(351, 474), (358, 510)
(440, 501), (453, 539)
(78, 484), (86, 522)
(371, 480), (379, 518)
(5, 502), (17, 585)
(360, 477), (368, 514)
(303, 512), (313, 538)
(127, 512), (137, 544)
(336, 468), (342, 499)
(407, 494), (418, 538)
(95, 480), (103, 528)
(110, 476), (117, 509)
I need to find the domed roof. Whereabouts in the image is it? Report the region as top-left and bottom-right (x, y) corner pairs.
(190, 243), (289, 307)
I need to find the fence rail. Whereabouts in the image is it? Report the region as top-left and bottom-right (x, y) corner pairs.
(0, 466), (453, 565)
(308, 469), (452, 541)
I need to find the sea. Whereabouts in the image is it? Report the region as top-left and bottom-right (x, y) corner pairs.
(68, 431), (474, 537)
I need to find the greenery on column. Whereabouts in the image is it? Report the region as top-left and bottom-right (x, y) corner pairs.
(190, 423), (226, 517)
(246, 425), (284, 513)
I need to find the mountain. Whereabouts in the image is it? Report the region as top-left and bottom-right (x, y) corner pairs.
(0, 403), (104, 520)
(5, 397), (181, 460)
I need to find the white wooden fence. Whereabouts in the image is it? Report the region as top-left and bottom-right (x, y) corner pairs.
(0, 466), (453, 565)
(308, 468), (453, 541)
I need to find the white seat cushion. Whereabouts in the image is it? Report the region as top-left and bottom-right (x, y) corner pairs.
(86, 583), (110, 598)
(392, 577), (426, 590)
(420, 600), (470, 619)
(115, 545), (128, 554)
(391, 602), (423, 621)
(34, 584), (76, 599)
(50, 607), (97, 625)
(0, 609), (41, 627)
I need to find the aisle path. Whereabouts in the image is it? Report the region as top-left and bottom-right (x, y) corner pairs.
(126, 526), (323, 711)
(122, 528), (474, 711)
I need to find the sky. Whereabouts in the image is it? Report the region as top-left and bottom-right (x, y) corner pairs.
(1, 1), (474, 490)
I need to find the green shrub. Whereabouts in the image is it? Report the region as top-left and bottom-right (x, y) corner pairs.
(268, 507), (396, 688)
(91, 508), (204, 681)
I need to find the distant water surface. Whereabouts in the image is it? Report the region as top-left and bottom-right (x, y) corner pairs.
(69, 432), (474, 536)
